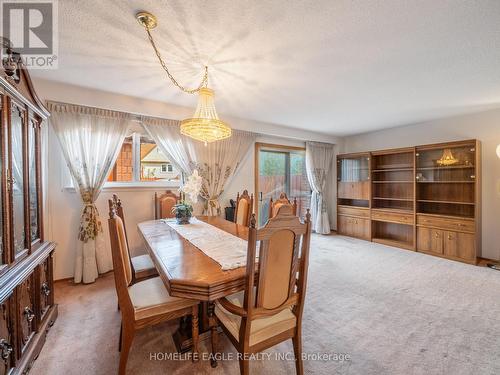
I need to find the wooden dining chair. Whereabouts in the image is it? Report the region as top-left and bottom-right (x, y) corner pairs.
(210, 206), (312, 375)
(234, 190), (254, 227)
(155, 190), (179, 219)
(109, 194), (158, 282)
(269, 192), (297, 218)
(108, 207), (200, 375)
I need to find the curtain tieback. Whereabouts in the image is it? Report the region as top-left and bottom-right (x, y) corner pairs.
(79, 200), (103, 243)
(207, 197), (221, 215)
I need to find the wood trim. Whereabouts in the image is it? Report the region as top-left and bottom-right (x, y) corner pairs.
(255, 142), (305, 152)
(415, 139), (477, 151)
(370, 146), (415, 156)
(1, 94), (9, 267)
(254, 142), (259, 218)
(337, 152), (371, 159)
(474, 140), (481, 262)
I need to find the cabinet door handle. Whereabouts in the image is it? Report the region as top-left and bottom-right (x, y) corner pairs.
(448, 234), (453, 240)
(0, 339), (13, 360)
(24, 307), (35, 323)
(435, 232), (440, 238)
(41, 282), (51, 296)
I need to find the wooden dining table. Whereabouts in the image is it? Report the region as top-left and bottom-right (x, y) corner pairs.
(138, 216), (249, 352)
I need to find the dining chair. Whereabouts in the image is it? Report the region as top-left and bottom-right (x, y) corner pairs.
(269, 192), (297, 218)
(234, 190), (254, 227)
(210, 206), (312, 375)
(109, 194), (158, 282)
(108, 207), (200, 375)
(155, 190), (179, 219)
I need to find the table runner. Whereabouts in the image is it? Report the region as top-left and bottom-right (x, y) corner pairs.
(162, 218), (251, 270)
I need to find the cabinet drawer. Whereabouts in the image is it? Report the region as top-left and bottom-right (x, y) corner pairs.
(416, 215), (475, 233)
(338, 181), (370, 200)
(16, 275), (36, 355)
(417, 227), (443, 255)
(338, 215), (370, 240)
(0, 295), (15, 374)
(38, 256), (53, 321)
(338, 206), (370, 218)
(371, 210), (414, 225)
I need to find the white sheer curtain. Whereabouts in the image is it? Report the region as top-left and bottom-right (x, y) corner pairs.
(143, 117), (256, 215)
(48, 102), (131, 284)
(306, 141), (334, 234)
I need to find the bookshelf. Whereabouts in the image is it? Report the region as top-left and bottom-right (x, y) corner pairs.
(336, 140), (481, 264)
(371, 149), (415, 250)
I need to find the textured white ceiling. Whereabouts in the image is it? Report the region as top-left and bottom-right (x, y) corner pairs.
(31, 0), (500, 136)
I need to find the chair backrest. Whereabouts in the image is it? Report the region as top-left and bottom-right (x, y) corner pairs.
(109, 194), (129, 246)
(241, 206), (311, 340)
(269, 192), (297, 218)
(234, 190), (253, 227)
(108, 207), (134, 311)
(155, 190), (179, 219)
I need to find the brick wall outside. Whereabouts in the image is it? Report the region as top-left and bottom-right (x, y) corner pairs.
(109, 143), (133, 181)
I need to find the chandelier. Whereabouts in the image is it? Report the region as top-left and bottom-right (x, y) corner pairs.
(136, 11), (232, 145)
(436, 148), (459, 166)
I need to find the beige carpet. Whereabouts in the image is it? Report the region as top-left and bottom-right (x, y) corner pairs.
(31, 234), (500, 375)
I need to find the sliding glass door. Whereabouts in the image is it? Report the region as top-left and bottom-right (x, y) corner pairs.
(256, 144), (311, 226)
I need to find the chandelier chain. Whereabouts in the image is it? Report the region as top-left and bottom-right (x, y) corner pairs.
(145, 28), (208, 94)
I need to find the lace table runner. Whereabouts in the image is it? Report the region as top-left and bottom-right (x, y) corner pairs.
(162, 217), (250, 270)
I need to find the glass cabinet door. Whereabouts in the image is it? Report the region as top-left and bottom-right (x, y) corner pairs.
(338, 156), (370, 182)
(10, 104), (26, 256)
(28, 119), (39, 243)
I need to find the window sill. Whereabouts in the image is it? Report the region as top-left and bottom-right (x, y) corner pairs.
(64, 181), (180, 193)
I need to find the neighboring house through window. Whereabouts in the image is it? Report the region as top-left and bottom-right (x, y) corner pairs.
(107, 124), (180, 184)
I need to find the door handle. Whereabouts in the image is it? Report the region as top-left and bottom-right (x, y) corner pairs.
(259, 192), (263, 202)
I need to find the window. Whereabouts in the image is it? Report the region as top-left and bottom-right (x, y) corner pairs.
(107, 125), (180, 184)
(255, 143), (311, 226)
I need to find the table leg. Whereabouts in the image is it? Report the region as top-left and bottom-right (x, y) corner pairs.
(172, 302), (213, 354)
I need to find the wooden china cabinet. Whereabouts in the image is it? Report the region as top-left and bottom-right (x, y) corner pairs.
(0, 50), (57, 374)
(337, 140), (481, 265)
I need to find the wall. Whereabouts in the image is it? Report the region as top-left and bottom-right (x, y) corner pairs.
(343, 109), (500, 260)
(35, 78), (340, 280)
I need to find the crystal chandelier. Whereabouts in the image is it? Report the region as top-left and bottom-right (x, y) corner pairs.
(436, 148), (459, 166)
(136, 11), (232, 145)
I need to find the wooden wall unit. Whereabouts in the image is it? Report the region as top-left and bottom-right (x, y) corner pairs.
(0, 49), (57, 374)
(337, 140), (481, 264)
(337, 153), (371, 240)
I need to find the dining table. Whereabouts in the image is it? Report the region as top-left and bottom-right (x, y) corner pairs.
(138, 215), (250, 353)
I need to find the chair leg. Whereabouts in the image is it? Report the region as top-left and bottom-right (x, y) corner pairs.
(292, 331), (304, 375)
(210, 323), (218, 368)
(191, 305), (199, 362)
(119, 323), (135, 375)
(118, 322), (122, 352)
(239, 355), (249, 375)
(208, 302), (218, 368)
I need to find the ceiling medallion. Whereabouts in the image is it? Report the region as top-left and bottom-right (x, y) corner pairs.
(136, 11), (232, 145)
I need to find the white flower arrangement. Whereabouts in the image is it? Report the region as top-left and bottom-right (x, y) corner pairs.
(180, 170), (203, 204)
